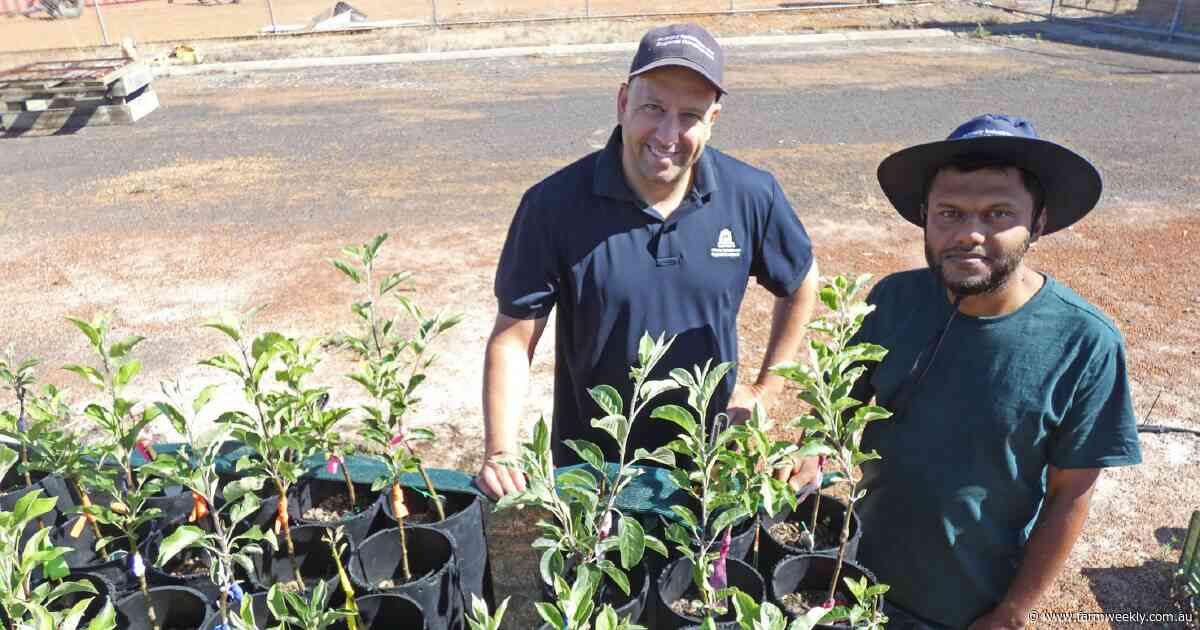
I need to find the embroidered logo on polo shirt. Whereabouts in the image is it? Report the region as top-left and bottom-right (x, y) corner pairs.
(710, 228), (741, 258)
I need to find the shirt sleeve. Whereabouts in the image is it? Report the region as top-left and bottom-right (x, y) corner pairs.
(494, 188), (559, 320)
(750, 177), (814, 297)
(1049, 336), (1143, 469)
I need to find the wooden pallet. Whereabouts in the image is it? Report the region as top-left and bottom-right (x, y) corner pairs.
(0, 58), (157, 132)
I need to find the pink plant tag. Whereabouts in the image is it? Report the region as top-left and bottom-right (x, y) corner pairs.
(708, 526), (732, 591)
(135, 440), (155, 462)
(326, 454), (342, 475)
(598, 511), (613, 540)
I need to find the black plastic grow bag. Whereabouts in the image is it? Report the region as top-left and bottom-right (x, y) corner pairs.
(349, 525), (463, 630)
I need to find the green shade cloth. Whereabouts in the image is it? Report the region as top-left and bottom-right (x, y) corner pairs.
(131, 444), (827, 521)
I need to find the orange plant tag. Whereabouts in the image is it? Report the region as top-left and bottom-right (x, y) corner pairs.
(274, 496), (288, 534)
(188, 491), (209, 523)
(68, 515), (87, 539)
(390, 483), (408, 520)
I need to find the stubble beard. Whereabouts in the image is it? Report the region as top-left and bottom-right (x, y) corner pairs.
(925, 234), (1031, 297)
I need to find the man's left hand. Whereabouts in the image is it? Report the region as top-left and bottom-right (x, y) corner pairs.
(726, 382), (770, 425)
(968, 606), (1026, 630)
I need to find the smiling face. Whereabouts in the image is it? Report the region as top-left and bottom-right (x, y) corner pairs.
(617, 66), (721, 202)
(923, 165), (1045, 297)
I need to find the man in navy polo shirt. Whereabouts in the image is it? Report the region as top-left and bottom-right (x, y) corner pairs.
(477, 23), (821, 499)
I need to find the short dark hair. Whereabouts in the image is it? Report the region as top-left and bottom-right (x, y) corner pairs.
(922, 154), (1046, 227)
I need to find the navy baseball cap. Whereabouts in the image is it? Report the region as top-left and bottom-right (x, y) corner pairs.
(877, 114), (1102, 234)
(629, 23), (726, 95)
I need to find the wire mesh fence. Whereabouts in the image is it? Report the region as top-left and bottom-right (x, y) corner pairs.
(1, 0), (1196, 53)
(998, 0), (1196, 41)
(0, 0), (929, 54)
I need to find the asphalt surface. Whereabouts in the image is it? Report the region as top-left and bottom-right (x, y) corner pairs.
(2, 35), (1198, 232)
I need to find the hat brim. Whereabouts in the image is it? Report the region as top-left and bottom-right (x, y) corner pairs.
(876, 135), (1102, 235)
(629, 58), (726, 95)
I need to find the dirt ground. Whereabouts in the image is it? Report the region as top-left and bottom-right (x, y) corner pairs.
(0, 21), (1197, 629)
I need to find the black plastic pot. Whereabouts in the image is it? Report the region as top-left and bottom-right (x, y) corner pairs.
(257, 524), (349, 593)
(47, 516), (122, 572)
(655, 556), (765, 630)
(349, 525), (463, 630)
(379, 486), (494, 607)
(758, 493), (860, 579)
(115, 585), (210, 630)
(769, 554), (877, 625)
(46, 570), (114, 623)
(145, 485), (197, 529)
(288, 476), (381, 546)
(536, 559), (650, 629)
(199, 591), (272, 630)
(1, 470), (73, 542)
(334, 593), (429, 630)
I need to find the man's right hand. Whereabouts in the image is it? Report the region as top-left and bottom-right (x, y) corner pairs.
(476, 453), (527, 500)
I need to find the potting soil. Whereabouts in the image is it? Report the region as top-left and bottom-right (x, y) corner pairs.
(768, 518), (837, 551)
(668, 597), (726, 619)
(302, 493), (359, 522)
(778, 590), (834, 617)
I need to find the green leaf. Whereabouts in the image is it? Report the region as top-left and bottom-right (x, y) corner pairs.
(113, 360), (141, 388)
(590, 414), (630, 447)
(534, 602), (564, 628)
(156, 525), (207, 566)
(651, 405), (698, 437)
(85, 602), (118, 630)
(640, 378), (679, 403)
(202, 313), (242, 342)
(108, 335), (145, 359)
(601, 562), (631, 597)
(62, 364), (105, 389)
(192, 384), (221, 415)
(563, 440), (605, 472)
(711, 506), (751, 538)
(632, 446), (675, 467)
(379, 271), (411, 296)
(588, 385), (624, 417)
(66, 316), (103, 350)
(331, 259), (363, 284)
(617, 516), (646, 569)
(0, 444), (18, 484)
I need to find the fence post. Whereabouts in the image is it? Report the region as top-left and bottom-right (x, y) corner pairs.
(1166, 0), (1184, 41)
(1048, 0), (1056, 17)
(94, 0), (110, 45)
(729, 0), (735, 12)
(264, 0), (278, 33)
(585, 0), (590, 17)
(431, 0), (438, 25)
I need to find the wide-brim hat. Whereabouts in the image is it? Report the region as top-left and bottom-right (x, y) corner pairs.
(877, 114), (1102, 234)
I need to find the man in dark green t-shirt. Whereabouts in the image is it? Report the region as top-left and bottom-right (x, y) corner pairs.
(850, 115), (1142, 628)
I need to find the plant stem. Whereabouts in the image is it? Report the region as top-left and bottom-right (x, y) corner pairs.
(395, 519), (412, 582)
(391, 482), (412, 581)
(826, 482), (855, 604)
(132, 542), (161, 630)
(808, 492), (822, 551)
(415, 463), (444, 522)
(340, 460), (358, 507)
(331, 537), (359, 630)
(273, 481), (303, 587)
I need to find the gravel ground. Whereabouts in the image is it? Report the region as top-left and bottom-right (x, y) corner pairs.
(0, 31), (1197, 627)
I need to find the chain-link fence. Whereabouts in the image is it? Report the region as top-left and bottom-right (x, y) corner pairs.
(1, 0), (893, 53)
(994, 0), (1197, 41)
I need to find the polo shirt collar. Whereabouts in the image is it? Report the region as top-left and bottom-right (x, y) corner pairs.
(592, 126), (720, 204)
